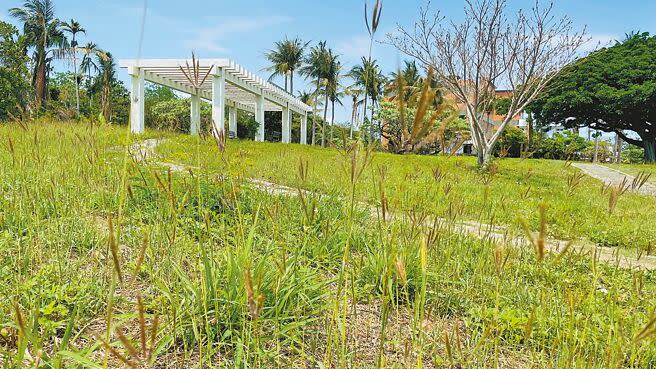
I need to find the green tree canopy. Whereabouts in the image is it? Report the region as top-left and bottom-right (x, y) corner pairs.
(530, 32), (656, 162)
(0, 21), (30, 120)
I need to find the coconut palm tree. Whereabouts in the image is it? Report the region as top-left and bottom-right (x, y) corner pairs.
(264, 37), (309, 94)
(97, 51), (115, 122)
(348, 57), (385, 139)
(62, 19), (85, 117)
(80, 42), (102, 114)
(343, 85), (364, 138)
(326, 56), (343, 143)
(314, 49), (342, 147)
(10, 0), (67, 109)
(300, 41), (331, 145)
(387, 61), (443, 110)
(387, 60), (421, 103)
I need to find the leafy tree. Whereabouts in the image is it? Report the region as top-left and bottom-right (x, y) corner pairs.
(492, 97), (511, 116)
(532, 131), (591, 160)
(0, 21), (30, 120)
(531, 32), (656, 162)
(10, 0), (68, 109)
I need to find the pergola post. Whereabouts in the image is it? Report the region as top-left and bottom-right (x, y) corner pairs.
(300, 112), (308, 145)
(228, 106), (237, 138)
(282, 105), (291, 144)
(255, 93), (265, 142)
(190, 92), (200, 135)
(129, 67), (145, 134)
(212, 68), (226, 135)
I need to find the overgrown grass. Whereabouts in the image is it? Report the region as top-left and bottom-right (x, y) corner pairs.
(157, 135), (656, 252)
(1, 121), (655, 368)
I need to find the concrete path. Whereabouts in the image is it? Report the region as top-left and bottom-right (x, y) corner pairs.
(572, 163), (656, 196)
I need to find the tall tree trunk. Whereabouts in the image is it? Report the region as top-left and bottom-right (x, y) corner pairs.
(644, 138), (656, 163)
(593, 131), (600, 163)
(311, 78), (319, 145)
(322, 88), (329, 147)
(350, 96), (357, 139)
(614, 133), (622, 163)
(362, 95), (368, 141)
(35, 56), (47, 109)
(284, 75), (288, 92)
(289, 72), (294, 96)
(330, 98), (335, 143)
(101, 78), (111, 122)
(74, 61), (80, 117)
(527, 114), (534, 147)
(369, 98), (376, 141)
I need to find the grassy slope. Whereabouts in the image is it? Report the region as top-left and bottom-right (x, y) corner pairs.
(158, 135), (656, 251)
(0, 122), (655, 368)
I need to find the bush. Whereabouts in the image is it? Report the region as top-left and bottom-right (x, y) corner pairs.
(622, 145), (645, 164)
(532, 131), (591, 160)
(494, 126), (527, 157)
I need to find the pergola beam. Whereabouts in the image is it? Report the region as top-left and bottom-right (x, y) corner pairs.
(120, 58), (312, 143)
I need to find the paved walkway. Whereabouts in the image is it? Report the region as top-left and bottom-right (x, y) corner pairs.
(572, 163), (656, 196)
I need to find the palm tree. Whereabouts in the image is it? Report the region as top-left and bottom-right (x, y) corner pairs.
(326, 56), (343, 143)
(343, 85), (364, 138)
(62, 19), (86, 118)
(315, 49), (342, 147)
(80, 42), (102, 114)
(97, 51), (115, 122)
(300, 41), (331, 145)
(10, 0), (67, 109)
(387, 60), (421, 103)
(264, 37), (309, 94)
(348, 57), (385, 139)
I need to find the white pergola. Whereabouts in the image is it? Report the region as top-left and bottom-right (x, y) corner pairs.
(119, 59), (312, 144)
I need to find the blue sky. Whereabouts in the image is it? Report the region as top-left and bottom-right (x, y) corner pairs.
(3, 0), (656, 123)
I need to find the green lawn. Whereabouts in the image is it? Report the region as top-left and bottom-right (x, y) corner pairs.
(1, 121), (655, 368)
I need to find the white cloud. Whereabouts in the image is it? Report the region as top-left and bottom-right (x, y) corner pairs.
(185, 15), (293, 53)
(581, 34), (618, 53)
(335, 34), (371, 61)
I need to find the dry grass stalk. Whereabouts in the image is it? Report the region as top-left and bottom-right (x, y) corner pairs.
(632, 171), (651, 190)
(608, 177), (630, 215)
(432, 166), (446, 182)
(493, 245), (509, 275)
(244, 267), (264, 320)
(179, 52), (213, 90)
(520, 203), (548, 262)
(635, 312), (656, 342)
(212, 124), (226, 154)
(131, 231), (149, 282)
(364, 0), (383, 38)
(107, 217), (123, 283)
(394, 255), (407, 286)
(566, 171), (585, 195)
(98, 297), (161, 368)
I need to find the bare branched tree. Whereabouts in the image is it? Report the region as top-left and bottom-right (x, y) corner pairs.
(387, 0), (587, 166)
